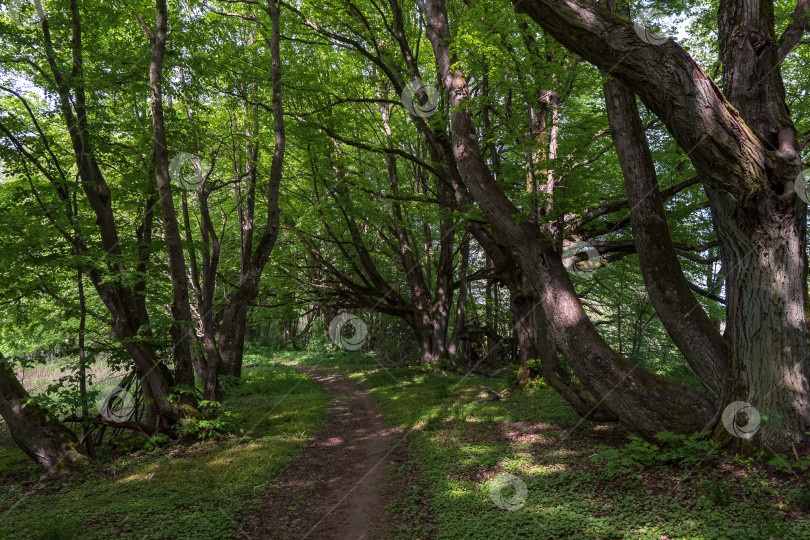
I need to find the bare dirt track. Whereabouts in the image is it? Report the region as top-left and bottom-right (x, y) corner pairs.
(244, 366), (398, 539)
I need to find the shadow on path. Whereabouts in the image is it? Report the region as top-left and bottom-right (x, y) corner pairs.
(245, 366), (398, 539)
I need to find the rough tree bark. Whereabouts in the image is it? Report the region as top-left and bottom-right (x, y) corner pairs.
(509, 0), (810, 452)
(423, 0), (716, 439)
(0, 353), (90, 474)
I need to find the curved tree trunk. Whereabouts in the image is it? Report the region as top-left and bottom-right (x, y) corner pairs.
(423, 0), (715, 438)
(533, 302), (620, 422)
(0, 354), (90, 474)
(510, 0), (810, 451)
(601, 41), (728, 401)
(475, 220), (619, 420)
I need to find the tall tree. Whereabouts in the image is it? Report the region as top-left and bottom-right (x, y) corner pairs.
(420, 0), (810, 451)
(0, 0), (186, 427)
(147, 0), (197, 402)
(192, 0), (287, 397)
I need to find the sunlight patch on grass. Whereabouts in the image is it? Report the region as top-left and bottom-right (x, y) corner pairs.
(0, 356), (328, 539)
(309, 350), (810, 540)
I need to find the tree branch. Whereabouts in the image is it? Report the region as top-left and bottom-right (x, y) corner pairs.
(778, 0), (810, 62)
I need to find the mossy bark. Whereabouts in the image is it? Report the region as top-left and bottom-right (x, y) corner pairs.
(0, 354), (90, 474)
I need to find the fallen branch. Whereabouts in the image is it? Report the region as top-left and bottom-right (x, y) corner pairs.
(474, 386), (503, 403)
(63, 414), (168, 436)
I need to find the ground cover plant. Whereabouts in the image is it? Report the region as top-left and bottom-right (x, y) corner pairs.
(0, 353), (327, 539)
(277, 350), (810, 539)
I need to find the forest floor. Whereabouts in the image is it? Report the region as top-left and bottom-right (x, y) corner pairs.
(1, 348), (809, 539)
(0, 353), (330, 539)
(275, 350), (810, 540)
(244, 365), (398, 539)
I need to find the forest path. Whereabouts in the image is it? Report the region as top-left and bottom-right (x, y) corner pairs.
(244, 365), (398, 539)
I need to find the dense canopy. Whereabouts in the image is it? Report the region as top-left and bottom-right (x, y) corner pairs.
(1, 0), (810, 537)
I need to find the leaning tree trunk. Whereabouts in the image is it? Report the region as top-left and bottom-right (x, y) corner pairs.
(509, 0), (810, 451)
(533, 304), (620, 422)
(601, 34), (728, 402)
(423, 0), (716, 438)
(0, 354), (90, 474)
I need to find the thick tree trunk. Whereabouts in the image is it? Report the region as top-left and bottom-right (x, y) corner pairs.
(423, 0), (715, 437)
(119, 340), (179, 427)
(508, 0), (810, 451)
(217, 300), (252, 380)
(710, 186), (810, 450)
(413, 316), (449, 364)
(713, 0), (810, 451)
(0, 354), (90, 474)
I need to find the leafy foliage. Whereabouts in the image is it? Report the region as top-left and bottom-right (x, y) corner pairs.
(176, 400), (240, 440)
(591, 431), (716, 477)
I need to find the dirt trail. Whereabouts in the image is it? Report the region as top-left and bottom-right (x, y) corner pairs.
(245, 366), (397, 539)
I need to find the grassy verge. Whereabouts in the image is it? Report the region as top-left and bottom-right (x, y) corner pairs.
(275, 348), (810, 540)
(0, 351), (328, 540)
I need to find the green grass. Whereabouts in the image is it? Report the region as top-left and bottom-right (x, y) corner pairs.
(0, 351), (328, 540)
(3, 347), (809, 539)
(274, 348), (810, 540)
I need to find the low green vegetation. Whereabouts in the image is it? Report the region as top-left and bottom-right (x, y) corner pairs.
(3, 348), (809, 539)
(277, 349), (810, 539)
(0, 352), (328, 540)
